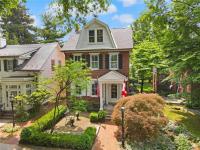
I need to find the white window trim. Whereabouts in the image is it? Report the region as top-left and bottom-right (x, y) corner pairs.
(88, 29), (95, 43)
(97, 28), (104, 43)
(73, 53), (82, 61)
(7, 60), (13, 72)
(90, 53), (99, 70)
(109, 53), (119, 70)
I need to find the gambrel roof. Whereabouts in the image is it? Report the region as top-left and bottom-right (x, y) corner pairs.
(62, 18), (133, 51)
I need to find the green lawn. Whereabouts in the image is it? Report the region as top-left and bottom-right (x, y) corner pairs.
(164, 105), (200, 138)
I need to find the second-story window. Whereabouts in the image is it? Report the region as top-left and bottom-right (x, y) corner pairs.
(109, 53), (118, 70)
(97, 29), (103, 42)
(89, 30), (95, 43)
(90, 54), (99, 69)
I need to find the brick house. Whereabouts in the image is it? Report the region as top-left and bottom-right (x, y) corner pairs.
(0, 30), (65, 111)
(62, 18), (133, 110)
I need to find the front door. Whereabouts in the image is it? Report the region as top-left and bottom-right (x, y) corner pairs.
(110, 84), (118, 102)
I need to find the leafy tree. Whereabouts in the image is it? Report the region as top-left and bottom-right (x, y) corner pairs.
(0, 0), (25, 16)
(49, 0), (109, 32)
(131, 40), (165, 93)
(1, 3), (37, 44)
(132, 0), (200, 105)
(39, 60), (91, 133)
(37, 12), (66, 44)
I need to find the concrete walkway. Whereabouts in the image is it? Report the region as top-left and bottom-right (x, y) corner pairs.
(92, 124), (122, 150)
(0, 119), (11, 127)
(0, 143), (66, 150)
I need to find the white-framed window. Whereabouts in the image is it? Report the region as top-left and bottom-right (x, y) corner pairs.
(90, 54), (99, 69)
(26, 84), (32, 95)
(97, 29), (103, 42)
(7, 60), (13, 71)
(73, 54), (82, 61)
(89, 30), (95, 43)
(109, 53), (118, 70)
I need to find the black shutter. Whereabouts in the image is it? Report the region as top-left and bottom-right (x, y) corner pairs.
(99, 54), (103, 69)
(105, 54), (109, 69)
(13, 59), (18, 71)
(86, 54), (90, 67)
(119, 53), (123, 69)
(4, 60), (7, 71)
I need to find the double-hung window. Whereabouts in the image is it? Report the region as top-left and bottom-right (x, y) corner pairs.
(90, 54), (99, 69)
(109, 53), (118, 70)
(89, 30), (95, 43)
(7, 60), (13, 71)
(73, 54), (81, 61)
(97, 29), (103, 42)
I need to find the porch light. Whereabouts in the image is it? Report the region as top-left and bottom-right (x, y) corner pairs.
(121, 106), (125, 148)
(10, 94), (15, 128)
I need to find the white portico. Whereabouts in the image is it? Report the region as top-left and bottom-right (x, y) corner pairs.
(98, 71), (128, 110)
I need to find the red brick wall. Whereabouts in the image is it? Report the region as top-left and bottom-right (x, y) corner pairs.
(64, 51), (129, 78)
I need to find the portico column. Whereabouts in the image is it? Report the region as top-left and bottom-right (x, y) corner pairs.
(99, 82), (103, 110)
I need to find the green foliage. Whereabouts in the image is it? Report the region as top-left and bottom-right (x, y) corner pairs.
(86, 101), (100, 112)
(175, 134), (192, 150)
(50, 0), (109, 32)
(37, 12), (66, 44)
(71, 99), (87, 112)
(89, 110), (107, 122)
(20, 105), (96, 150)
(0, 0), (26, 16)
(98, 110), (106, 122)
(1, 3), (37, 44)
(1, 124), (20, 133)
(27, 89), (50, 113)
(32, 105), (67, 131)
(131, 40), (165, 81)
(89, 112), (99, 123)
(133, 0), (200, 104)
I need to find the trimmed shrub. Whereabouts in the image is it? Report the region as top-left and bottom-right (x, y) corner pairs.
(20, 105), (97, 150)
(112, 93), (168, 142)
(98, 110), (106, 122)
(89, 112), (99, 123)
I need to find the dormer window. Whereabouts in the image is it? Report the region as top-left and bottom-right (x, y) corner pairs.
(89, 30), (95, 43)
(97, 29), (103, 42)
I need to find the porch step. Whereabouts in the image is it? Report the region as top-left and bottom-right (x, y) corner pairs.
(0, 111), (13, 119)
(105, 115), (112, 121)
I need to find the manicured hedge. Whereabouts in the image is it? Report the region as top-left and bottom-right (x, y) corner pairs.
(20, 105), (97, 150)
(90, 110), (107, 123)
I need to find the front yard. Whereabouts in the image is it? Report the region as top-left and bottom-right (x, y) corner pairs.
(164, 105), (200, 138)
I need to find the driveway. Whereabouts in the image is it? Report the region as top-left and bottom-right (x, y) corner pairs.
(92, 123), (122, 150)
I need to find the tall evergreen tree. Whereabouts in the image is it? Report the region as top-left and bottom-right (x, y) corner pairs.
(1, 3), (37, 44)
(37, 12), (66, 44)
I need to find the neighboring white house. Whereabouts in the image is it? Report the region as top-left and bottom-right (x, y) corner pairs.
(0, 31), (65, 111)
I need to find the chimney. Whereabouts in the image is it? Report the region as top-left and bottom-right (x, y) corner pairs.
(0, 17), (6, 48)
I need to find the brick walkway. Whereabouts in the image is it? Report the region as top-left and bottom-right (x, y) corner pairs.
(92, 123), (122, 150)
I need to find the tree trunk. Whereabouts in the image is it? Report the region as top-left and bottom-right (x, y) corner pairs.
(141, 79), (144, 93)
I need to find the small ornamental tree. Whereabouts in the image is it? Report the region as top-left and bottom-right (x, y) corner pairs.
(112, 94), (168, 142)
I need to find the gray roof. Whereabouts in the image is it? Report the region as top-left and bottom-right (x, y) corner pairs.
(21, 43), (58, 71)
(0, 44), (44, 57)
(62, 28), (133, 51)
(0, 43), (58, 71)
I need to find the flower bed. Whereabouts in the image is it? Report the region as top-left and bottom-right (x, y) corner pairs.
(20, 105), (97, 150)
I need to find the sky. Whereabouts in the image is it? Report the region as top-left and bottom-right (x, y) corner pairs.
(26, 0), (147, 29)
